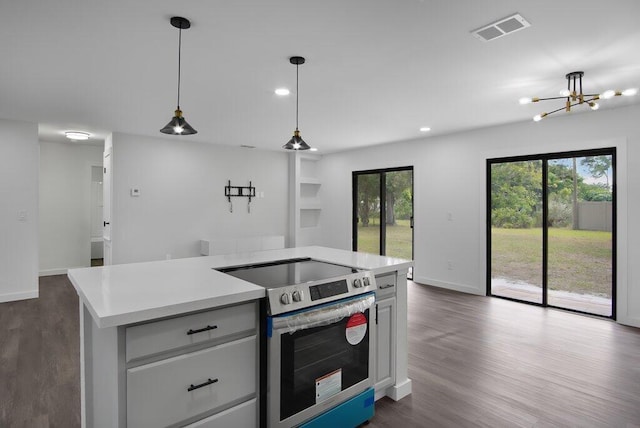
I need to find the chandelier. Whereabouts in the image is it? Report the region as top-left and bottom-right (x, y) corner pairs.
(519, 71), (638, 122)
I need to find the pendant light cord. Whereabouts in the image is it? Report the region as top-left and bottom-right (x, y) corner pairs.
(177, 26), (182, 109)
(295, 63), (299, 130)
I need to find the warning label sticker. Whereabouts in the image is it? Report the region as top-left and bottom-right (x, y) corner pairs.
(345, 312), (367, 345)
(316, 368), (342, 403)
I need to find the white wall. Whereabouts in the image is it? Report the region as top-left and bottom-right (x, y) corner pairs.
(0, 118), (39, 302)
(319, 103), (640, 328)
(109, 133), (289, 264)
(39, 141), (104, 275)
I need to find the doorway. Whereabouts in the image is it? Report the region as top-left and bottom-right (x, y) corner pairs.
(487, 149), (615, 318)
(90, 165), (104, 267)
(352, 167), (414, 277)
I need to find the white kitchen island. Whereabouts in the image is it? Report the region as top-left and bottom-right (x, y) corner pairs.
(68, 246), (412, 427)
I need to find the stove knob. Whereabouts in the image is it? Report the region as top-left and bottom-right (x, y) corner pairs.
(280, 293), (291, 305)
(292, 290), (303, 302)
(363, 277), (370, 287)
(353, 278), (362, 288)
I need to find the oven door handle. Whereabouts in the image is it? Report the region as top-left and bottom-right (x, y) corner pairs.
(270, 294), (375, 335)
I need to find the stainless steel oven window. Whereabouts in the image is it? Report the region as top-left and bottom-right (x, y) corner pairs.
(280, 308), (370, 420)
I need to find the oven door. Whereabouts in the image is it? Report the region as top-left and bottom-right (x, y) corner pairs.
(267, 293), (375, 428)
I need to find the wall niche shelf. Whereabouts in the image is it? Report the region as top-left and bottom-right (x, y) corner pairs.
(290, 153), (322, 246)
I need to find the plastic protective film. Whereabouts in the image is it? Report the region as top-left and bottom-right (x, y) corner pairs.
(272, 294), (375, 335)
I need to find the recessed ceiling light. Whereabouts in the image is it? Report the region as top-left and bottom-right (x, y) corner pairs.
(309, 147), (318, 152)
(65, 131), (90, 140)
(419, 127), (431, 132)
(275, 88), (290, 96)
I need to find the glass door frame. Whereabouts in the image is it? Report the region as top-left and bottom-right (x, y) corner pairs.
(352, 166), (414, 271)
(486, 148), (617, 319)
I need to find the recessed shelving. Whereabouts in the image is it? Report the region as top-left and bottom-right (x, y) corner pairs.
(290, 153), (322, 246)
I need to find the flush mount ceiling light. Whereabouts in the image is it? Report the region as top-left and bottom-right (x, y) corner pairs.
(160, 16), (197, 135)
(283, 56), (311, 150)
(419, 127), (431, 132)
(65, 131), (90, 140)
(275, 88), (290, 96)
(520, 71), (638, 122)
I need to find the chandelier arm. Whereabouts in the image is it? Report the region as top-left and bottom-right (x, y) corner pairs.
(536, 96), (572, 101)
(545, 97), (600, 118)
(544, 105), (570, 116)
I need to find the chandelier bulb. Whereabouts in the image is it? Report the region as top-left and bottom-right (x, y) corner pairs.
(622, 88), (638, 97)
(589, 102), (600, 111)
(600, 90), (616, 99)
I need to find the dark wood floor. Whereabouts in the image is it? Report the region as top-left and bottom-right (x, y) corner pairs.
(0, 275), (80, 428)
(1, 277), (639, 427)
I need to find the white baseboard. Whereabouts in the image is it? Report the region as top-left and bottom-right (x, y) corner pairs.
(617, 315), (640, 329)
(39, 266), (89, 277)
(39, 268), (69, 276)
(412, 276), (484, 296)
(0, 289), (38, 303)
(387, 379), (412, 401)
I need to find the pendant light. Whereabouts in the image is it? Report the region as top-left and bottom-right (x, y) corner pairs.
(160, 16), (197, 135)
(283, 56), (311, 150)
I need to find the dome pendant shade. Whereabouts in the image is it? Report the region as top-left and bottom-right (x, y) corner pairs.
(283, 129), (311, 150)
(160, 108), (198, 135)
(160, 16), (197, 135)
(283, 56), (311, 150)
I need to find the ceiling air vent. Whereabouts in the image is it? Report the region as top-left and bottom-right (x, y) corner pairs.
(472, 13), (531, 42)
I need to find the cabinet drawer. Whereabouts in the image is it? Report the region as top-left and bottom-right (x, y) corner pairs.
(126, 302), (256, 362)
(375, 273), (396, 298)
(127, 335), (256, 428)
(185, 398), (256, 428)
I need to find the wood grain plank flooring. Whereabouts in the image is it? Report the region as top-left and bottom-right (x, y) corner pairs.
(1, 276), (639, 427)
(368, 282), (640, 428)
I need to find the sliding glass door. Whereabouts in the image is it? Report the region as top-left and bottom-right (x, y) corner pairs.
(488, 149), (615, 318)
(353, 167), (414, 275)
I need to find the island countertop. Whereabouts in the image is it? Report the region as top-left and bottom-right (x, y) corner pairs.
(68, 246), (413, 329)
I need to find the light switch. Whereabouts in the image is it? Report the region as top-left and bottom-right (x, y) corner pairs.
(130, 188), (140, 197)
(17, 210), (27, 222)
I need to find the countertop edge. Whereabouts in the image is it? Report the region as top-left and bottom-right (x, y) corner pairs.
(94, 289), (266, 328)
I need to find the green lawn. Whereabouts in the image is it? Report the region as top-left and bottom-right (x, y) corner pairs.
(491, 227), (612, 297)
(357, 219), (413, 260)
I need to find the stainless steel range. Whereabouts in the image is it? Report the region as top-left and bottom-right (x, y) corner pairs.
(218, 258), (377, 428)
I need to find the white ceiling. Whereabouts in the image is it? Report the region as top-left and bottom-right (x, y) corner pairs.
(2, 0), (640, 153)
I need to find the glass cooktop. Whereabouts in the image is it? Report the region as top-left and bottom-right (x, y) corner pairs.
(216, 258), (358, 289)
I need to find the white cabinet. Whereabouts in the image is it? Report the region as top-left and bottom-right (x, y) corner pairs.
(375, 296), (396, 392)
(127, 336), (256, 428)
(374, 272), (398, 400)
(80, 301), (259, 427)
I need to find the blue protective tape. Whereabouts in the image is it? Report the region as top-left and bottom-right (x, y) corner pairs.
(267, 316), (273, 338)
(298, 388), (375, 428)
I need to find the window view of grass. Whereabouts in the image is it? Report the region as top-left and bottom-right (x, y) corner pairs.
(491, 227), (612, 297)
(357, 219), (412, 260)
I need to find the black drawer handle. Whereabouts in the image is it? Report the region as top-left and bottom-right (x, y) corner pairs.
(379, 283), (395, 289)
(187, 325), (218, 335)
(187, 378), (218, 392)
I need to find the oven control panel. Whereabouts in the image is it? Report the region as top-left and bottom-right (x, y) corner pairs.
(268, 271), (376, 315)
